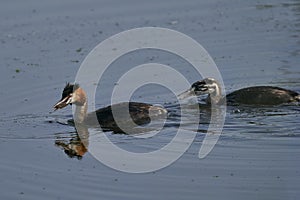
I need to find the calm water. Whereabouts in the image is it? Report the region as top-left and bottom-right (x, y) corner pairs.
(0, 0), (299, 199)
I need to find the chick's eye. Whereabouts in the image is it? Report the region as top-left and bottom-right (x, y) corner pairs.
(200, 87), (208, 91)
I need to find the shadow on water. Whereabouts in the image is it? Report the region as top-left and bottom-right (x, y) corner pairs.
(225, 104), (300, 139)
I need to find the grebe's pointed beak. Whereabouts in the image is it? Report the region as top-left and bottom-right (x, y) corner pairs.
(177, 88), (195, 100)
(53, 95), (72, 110)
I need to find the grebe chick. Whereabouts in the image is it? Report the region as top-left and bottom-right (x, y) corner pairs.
(54, 83), (167, 132)
(178, 78), (300, 105)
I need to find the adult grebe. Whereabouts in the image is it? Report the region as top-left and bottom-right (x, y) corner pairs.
(178, 78), (300, 105)
(54, 83), (167, 132)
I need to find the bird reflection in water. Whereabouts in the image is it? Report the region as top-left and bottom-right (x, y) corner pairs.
(55, 124), (89, 159)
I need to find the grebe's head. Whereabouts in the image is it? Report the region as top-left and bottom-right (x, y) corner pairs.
(54, 83), (86, 110)
(178, 78), (220, 99)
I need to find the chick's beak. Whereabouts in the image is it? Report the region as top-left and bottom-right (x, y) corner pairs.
(177, 88), (195, 100)
(53, 95), (72, 111)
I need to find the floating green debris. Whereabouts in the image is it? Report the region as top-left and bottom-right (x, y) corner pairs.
(15, 69), (20, 73)
(27, 63), (39, 67)
(76, 48), (82, 53)
(256, 4), (274, 10)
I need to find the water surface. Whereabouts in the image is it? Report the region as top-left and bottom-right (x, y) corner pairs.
(0, 0), (299, 199)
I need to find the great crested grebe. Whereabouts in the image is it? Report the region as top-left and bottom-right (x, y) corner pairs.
(54, 83), (167, 132)
(178, 78), (300, 105)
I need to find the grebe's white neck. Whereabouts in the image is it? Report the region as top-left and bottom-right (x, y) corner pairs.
(207, 81), (223, 104)
(72, 87), (88, 123)
(74, 101), (87, 123)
